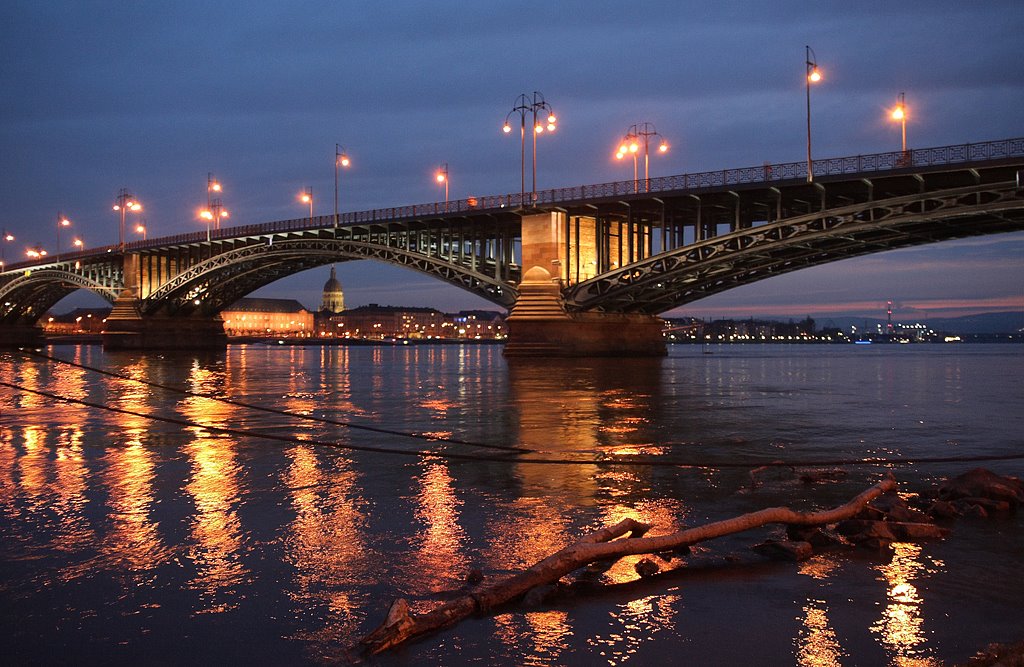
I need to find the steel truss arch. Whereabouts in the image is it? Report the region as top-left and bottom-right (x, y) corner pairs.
(565, 181), (1024, 314)
(0, 269), (119, 324)
(141, 237), (519, 316)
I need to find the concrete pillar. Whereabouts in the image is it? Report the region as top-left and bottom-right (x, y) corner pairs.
(102, 253), (227, 350)
(505, 212), (666, 357)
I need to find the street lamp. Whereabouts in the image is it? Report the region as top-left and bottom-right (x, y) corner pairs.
(26, 246), (48, 259)
(73, 237), (84, 250)
(435, 162), (449, 210)
(112, 189), (142, 250)
(300, 187), (313, 225)
(56, 213), (71, 259)
(0, 230), (14, 270)
(891, 91), (908, 154)
(335, 144), (351, 228)
(502, 91), (557, 206)
(805, 45), (822, 182)
(615, 122), (669, 193)
(207, 172), (222, 209)
(136, 224), (147, 241)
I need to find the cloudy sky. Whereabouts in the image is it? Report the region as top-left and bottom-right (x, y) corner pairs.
(2, 1), (1022, 321)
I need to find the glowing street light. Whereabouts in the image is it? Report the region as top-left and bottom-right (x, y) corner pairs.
(26, 246), (48, 259)
(299, 187), (313, 224)
(55, 213), (71, 259)
(73, 237), (84, 249)
(503, 91), (557, 206)
(112, 188), (142, 250)
(805, 45), (823, 182)
(0, 229), (14, 270)
(435, 162), (449, 210)
(615, 122), (669, 193)
(891, 91), (908, 154)
(335, 144), (351, 228)
(135, 224), (147, 241)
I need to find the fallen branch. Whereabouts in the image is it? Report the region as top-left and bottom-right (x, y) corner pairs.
(356, 475), (897, 656)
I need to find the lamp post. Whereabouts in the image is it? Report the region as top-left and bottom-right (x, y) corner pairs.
(891, 91), (907, 154)
(805, 45), (822, 182)
(300, 187), (313, 225)
(136, 224), (147, 241)
(335, 144), (350, 228)
(503, 91), (557, 206)
(113, 189), (142, 250)
(56, 213), (71, 259)
(0, 230), (13, 270)
(435, 162), (449, 210)
(615, 122), (668, 193)
(73, 237), (84, 251)
(207, 172), (221, 211)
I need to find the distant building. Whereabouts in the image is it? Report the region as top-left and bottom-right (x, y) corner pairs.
(222, 297), (313, 337)
(320, 265), (345, 313)
(451, 310), (506, 339)
(43, 307), (111, 334)
(340, 303), (446, 339)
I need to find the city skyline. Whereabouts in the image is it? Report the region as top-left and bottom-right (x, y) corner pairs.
(2, 1), (1022, 321)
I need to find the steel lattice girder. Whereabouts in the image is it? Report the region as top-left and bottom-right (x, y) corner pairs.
(142, 237), (519, 316)
(0, 269), (119, 324)
(564, 182), (1024, 314)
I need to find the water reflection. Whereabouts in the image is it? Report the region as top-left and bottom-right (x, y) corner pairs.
(404, 460), (467, 592)
(797, 599), (843, 667)
(283, 444), (371, 659)
(587, 592), (682, 666)
(178, 361), (247, 613)
(493, 609), (572, 666)
(871, 543), (942, 666)
(795, 551), (846, 666)
(100, 361), (172, 577)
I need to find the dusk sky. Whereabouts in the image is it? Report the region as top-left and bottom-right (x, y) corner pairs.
(2, 1), (1022, 321)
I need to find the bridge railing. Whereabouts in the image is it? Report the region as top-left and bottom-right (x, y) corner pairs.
(5, 137), (1022, 273)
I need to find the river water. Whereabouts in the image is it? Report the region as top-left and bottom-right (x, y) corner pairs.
(1, 343), (1021, 666)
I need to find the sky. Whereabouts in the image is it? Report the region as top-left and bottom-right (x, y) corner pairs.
(1, 0), (1022, 322)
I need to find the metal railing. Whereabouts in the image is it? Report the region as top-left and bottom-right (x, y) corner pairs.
(5, 137), (1022, 273)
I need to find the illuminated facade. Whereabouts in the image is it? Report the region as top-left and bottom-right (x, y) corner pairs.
(315, 304), (506, 339)
(222, 297), (313, 337)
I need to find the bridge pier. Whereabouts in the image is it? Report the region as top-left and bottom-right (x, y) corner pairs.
(505, 212), (666, 357)
(503, 265), (666, 358)
(101, 283), (226, 351)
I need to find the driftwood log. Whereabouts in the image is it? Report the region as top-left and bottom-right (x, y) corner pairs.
(357, 475), (897, 656)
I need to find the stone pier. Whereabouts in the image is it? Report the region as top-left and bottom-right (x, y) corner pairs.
(101, 253), (227, 350)
(504, 210), (666, 357)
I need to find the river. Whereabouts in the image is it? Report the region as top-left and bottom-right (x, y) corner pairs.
(1, 343), (1021, 665)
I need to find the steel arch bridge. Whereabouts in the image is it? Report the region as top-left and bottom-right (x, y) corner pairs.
(2, 136), (1023, 339)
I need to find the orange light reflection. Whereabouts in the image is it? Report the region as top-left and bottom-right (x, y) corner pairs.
(870, 542), (942, 666)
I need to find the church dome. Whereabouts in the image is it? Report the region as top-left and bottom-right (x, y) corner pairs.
(321, 266), (345, 313)
(323, 270), (342, 293)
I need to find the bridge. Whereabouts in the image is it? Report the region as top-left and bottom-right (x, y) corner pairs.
(2, 137), (1023, 355)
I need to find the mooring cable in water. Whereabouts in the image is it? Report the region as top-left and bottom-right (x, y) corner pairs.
(17, 348), (533, 455)
(4, 378), (1024, 469)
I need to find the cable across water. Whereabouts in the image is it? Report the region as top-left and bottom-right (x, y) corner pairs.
(4, 354), (1023, 469)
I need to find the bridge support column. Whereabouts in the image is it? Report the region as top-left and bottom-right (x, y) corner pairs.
(101, 254), (227, 350)
(0, 324), (45, 348)
(505, 212), (666, 357)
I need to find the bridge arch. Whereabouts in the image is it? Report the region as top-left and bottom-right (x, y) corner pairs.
(138, 237), (518, 317)
(564, 181), (1024, 314)
(0, 269), (119, 325)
